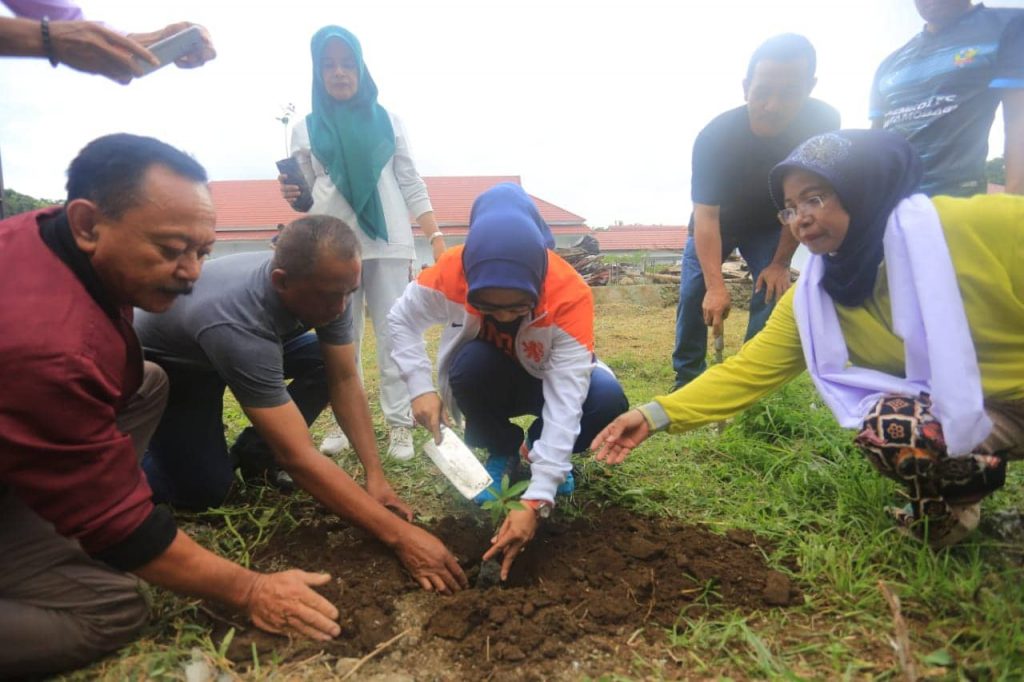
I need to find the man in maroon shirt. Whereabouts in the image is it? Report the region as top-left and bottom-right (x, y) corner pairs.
(0, 134), (341, 677)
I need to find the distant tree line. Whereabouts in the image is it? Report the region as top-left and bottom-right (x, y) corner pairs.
(2, 188), (60, 217)
(986, 157), (1005, 186)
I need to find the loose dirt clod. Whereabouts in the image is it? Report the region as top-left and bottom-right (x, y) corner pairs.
(212, 507), (801, 680)
(762, 570), (794, 606)
(476, 559), (502, 589)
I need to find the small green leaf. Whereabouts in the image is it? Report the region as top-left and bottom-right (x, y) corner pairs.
(922, 649), (954, 667)
(507, 480), (530, 497)
(507, 501), (526, 512)
(500, 474), (511, 491)
(218, 627), (235, 658)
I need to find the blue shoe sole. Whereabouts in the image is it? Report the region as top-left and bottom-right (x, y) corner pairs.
(556, 471), (575, 497)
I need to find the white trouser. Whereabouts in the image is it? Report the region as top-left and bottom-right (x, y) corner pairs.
(349, 258), (414, 428)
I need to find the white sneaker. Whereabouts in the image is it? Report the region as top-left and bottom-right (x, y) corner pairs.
(387, 426), (415, 461)
(319, 429), (351, 456)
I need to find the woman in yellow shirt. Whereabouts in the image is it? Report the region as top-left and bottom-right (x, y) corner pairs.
(593, 130), (1024, 548)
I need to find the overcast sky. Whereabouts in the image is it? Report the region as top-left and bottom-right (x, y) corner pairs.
(0, 0), (1017, 226)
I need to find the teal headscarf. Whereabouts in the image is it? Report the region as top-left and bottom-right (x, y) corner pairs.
(307, 26), (395, 242)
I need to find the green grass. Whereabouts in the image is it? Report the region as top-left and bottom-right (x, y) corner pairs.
(63, 290), (1023, 681)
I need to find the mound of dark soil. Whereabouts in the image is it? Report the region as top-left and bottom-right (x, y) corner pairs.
(213, 507), (799, 679)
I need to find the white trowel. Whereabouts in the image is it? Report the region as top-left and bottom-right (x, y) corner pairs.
(422, 427), (493, 500)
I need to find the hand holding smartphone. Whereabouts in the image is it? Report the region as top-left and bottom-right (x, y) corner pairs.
(132, 26), (205, 76)
(276, 157), (314, 212)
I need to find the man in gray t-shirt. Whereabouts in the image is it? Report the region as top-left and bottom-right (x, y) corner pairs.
(138, 251), (352, 408)
(135, 215), (468, 594)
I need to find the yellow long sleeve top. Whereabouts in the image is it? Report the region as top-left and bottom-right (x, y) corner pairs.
(640, 194), (1024, 433)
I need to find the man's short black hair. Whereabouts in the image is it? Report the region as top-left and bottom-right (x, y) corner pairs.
(273, 214), (361, 278)
(66, 133), (208, 219)
(746, 33), (817, 82)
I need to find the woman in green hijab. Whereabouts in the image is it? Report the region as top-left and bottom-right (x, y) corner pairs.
(280, 26), (445, 461)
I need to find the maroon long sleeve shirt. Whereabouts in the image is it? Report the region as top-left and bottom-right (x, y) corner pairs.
(0, 209), (175, 570)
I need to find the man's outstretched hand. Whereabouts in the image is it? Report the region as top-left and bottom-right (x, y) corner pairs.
(50, 20), (214, 84)
(126, 21), (215, 69)
(245, 570), (341, 641)
(394, 525), (468, 594)
(48, 20), (154, 83)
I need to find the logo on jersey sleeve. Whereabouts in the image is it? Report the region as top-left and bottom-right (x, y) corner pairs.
(953, 47), (979, 68)
(521, 340), (544, 364)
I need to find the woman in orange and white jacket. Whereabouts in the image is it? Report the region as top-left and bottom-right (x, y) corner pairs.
(387, 183), (627, 578)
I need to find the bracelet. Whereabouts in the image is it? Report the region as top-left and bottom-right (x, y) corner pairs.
(428, 231), (444, 243)
(40, 16), (58, 67)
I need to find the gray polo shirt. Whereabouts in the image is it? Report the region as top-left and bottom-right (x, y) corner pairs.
(135, 252), (353, 408)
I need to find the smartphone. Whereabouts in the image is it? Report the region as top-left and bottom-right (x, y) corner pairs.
(276, 157), (314, 212)
(134, 25), (204, 76)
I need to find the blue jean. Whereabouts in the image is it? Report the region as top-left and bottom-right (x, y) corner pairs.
(448, 339), (628, 460)
(671, 226), (781, 388)
(142, 333), (329, 510)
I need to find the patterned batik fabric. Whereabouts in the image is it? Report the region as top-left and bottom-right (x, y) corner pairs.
(854, 393), (1006, 547)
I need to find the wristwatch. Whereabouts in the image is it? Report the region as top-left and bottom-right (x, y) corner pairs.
(521, 498), (553, 519)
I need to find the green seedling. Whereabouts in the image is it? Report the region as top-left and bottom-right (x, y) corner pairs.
(477, 474), (529, 588)
(480, 474), (529, 528)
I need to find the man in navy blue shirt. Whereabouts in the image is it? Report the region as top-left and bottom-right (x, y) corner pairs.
(672, 34), (840, 389)
(871, 1), (1024, 195)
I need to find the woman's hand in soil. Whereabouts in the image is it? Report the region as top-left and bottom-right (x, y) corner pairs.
(246, 570), (341, 641)
(411, 391), (449, 444)
(483, 508), (538, 581)
(590, 409), (651, 465)
(366, 475), (414, 521)
(395, 525), (468, 593)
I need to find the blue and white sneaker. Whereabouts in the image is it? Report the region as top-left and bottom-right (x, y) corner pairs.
(556, 471), (575, 497)
(520, 440), (576, 497)
(473, 455), (515, 505)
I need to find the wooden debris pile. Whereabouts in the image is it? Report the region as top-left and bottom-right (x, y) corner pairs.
(652, 254), (798, 285)
(653, 253), (751, 284)
(555, 236), (644, 286)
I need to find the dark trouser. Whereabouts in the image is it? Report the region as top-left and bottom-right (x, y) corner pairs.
(448, 339), (628, 459)
(0, 362), (168, 678)
(142, 334), (330, 510)
(671, 226), (781, 389)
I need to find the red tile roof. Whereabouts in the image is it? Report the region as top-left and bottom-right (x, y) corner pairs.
(209, 180), (295, 230)
(591, 225), (687, 252)
(418, 175), (521, 227)
(208, 176), (588, 241)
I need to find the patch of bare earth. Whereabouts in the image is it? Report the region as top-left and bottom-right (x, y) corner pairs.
(209, 508), (801, 680)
